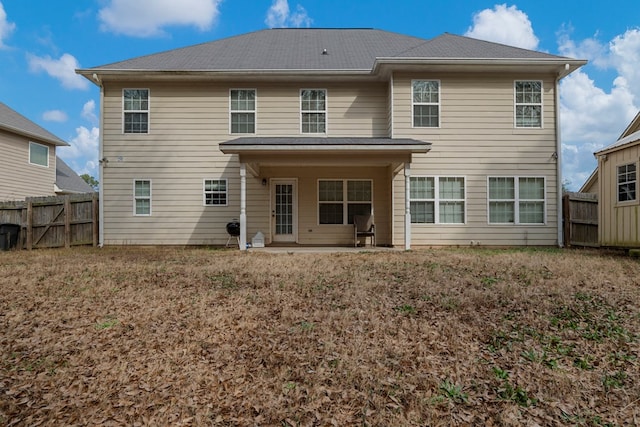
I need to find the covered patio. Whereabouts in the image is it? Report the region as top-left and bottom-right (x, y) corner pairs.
(220, 137), (431, 251)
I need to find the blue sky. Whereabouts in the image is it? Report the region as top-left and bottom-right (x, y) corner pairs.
(1, 1), (639, 190)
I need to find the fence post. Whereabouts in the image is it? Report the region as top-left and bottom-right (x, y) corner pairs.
(562, 194), (570, 248)
(26, 200), (33, 250)
(92, 192), (99, 247)
(64, 195), (71, 248)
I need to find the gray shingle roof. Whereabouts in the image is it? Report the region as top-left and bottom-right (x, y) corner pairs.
(55, 157), (95, 194)
(0, 102), (68, 146)
(83, 29), (576, 73)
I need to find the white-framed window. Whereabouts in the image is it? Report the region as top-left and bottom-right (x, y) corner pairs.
(123, 89), (149, 134)
(203, 179), (228, 206)
(134, 179), (151, 216)
(230, 89), (256, 134)
(515, 81), (542, 128)
(301, 89), (326, 134)
(29, 142), (49, 167)
(488, 177), (545, 224)
(410, 176), (465, 224)
(617, 163), (637, 203)
(318, 179), (372, 225)
(412, 80), (440, 128)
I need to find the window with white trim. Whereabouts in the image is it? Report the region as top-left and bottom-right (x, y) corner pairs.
(123, 89), (149, 133)
(29, 142), (49, 167)
(515, 81), (542, 128)
(412, 80), (440, 127)
(204, 179), (228, 206)
(134, 179), (151, 216)
(488, 177), (545, 224)
(230, 89), (255, 134)
(301, 89), (326, 133)
(318, 179), (372, 224)
(617, 163), (637, 202)
(410, 176), (465, 224)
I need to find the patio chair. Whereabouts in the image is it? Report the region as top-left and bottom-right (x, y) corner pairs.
(354, 214), (376, 247)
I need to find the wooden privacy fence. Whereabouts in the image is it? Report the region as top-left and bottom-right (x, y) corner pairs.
(0, 193), (98, 249)
(563, 192), (598, 247)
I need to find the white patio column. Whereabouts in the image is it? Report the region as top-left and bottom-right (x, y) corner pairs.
(239, 163), (247, 251)
(404, 163), (411, 250)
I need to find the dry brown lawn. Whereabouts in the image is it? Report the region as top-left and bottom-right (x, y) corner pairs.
(1, 247), (639, 426)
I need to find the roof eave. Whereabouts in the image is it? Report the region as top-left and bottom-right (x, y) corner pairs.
(373, 57), (587, 77)
(77, 68), (374, 84)
(220, 144), (431, 155)
(0, 124), (69, 146)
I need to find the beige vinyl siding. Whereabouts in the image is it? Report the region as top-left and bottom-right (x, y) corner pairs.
(0, 129), (56, 201)
(598, 143), (640, 247)
(392, 73), (559, 246)
(100, 81), (389, 245)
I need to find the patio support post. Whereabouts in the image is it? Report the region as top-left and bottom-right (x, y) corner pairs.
(239, 163), (247, 251)
(404, 163), (411, 250)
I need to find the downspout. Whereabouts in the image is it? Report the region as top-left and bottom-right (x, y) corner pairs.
(97, 77), (105, 247)
(555, 70), (564, 247)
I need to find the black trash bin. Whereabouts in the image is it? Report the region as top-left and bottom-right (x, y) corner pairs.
(0, 224), (21, 251)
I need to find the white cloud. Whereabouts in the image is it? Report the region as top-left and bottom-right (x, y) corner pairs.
(557, 28), (640, 190)
(265, 0), (312, 28)
(81, 100), (98, 126)
(0, 1), (15, 49)
(58, 126), (100, 179)
(99, 0), (222, 37)
(42, 110), (68, 122)
(27, 53), (89, 90)
(465, 4), (539, 50)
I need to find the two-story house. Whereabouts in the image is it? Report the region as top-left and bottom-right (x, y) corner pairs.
(77, 29), (585, 249)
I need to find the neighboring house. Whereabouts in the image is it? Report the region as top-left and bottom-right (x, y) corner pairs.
(587, 111), (640, 248)
(0, 102), (68, 201)
(55, 157), (95, 195)
(76, 29), (585, 249)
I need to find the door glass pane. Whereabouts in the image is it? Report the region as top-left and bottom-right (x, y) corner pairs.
(276, 184), (293, 234)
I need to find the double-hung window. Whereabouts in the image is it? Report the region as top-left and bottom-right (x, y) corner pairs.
(301, 89), (326, 133)
(29, 142), (49, 167)
(230, 89), (256, 134)
(203, 179), (228, 206)
(134, 179), (151, 216)
(412, 80), (440, 128)
(515, 81), (542, 128)
(617, 163), (637, 202)
(488, 177), (545, 224)
(318, 179), (372, 224)
(123, 89), (149, 133)
(410, 177), (465, 224)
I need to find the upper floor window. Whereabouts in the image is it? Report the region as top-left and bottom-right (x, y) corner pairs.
(412, 80), (440, 128)
(515, 81), (542, 128)
(134, 179), (151, 216)
(204, 179), (228, 206)
(410, 176), (465, 224)
(230, 89), (256, 134)
(488, 177), (545, 224)
(29, 142), (49, 167)
(123, 89), (149, 134)
(318, 179), (372, 224)
(301, 89), (326, 133)
(617, 163), (637, 202)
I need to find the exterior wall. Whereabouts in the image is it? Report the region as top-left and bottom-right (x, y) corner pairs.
(0, 129), (56, 201)
(392, 72), (560, 246)
(100, 80), (388, 245)
(598, 144), (640, 247)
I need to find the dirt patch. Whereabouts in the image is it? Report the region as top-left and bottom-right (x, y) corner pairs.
(1, 247), (639, 426)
